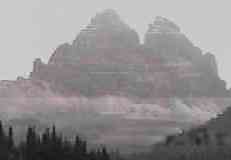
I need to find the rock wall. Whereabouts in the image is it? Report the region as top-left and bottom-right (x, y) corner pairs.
(30, 13), (228, 97)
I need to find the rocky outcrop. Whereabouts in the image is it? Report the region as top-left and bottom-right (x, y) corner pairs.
(143, 16), (227, 97)
(73, 9), (139, 50)
(48, 43), (72, 66)
(30, 13), (228, 98)
(203, 52), (218, 76)
(144, 16), (184, 56)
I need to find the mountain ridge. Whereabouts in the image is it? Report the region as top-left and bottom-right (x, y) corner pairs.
(29, 10), (229, 98)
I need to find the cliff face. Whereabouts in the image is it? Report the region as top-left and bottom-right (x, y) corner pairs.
(1, 10), (230, 153)
(143, 17), (226, 97)
(48, 9), (139, 66)
(30, 11), (227, 98)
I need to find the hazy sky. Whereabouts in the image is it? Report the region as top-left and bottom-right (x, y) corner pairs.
(0, 0), (231, 87)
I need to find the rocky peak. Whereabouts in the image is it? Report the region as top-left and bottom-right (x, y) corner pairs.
(73, 9), (139, 49)
(144, 16), (192, 59)
(90, 9), (127, 29)
(147, 16), (181, 34)
(77, 9), (127, 34)
(144, 16), (185, 49)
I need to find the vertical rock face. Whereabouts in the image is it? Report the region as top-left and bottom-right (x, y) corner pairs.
(143, 16), (227, 96)
(47, 9), (140, 68)
(29, 12), (228, 98)
(144, 16), (192, 58)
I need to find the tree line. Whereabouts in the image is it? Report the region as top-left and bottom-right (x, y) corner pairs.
(130, 127), (231, 160)
(0, 120), (112, 160)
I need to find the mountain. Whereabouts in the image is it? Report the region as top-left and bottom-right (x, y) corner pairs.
(30, 12), (227, 98)
(0, 10), (230, 153)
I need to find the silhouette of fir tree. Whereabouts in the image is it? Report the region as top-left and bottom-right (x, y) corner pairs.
(0, 120), (113, 160)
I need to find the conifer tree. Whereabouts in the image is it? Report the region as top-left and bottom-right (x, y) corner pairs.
(0, 120), (8, 160)
(0, 121), (112, 160)
(8, 126), (14, 150)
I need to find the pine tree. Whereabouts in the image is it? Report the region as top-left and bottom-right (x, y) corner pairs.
(102, 146), (110, 160)
(0, 120), (4, 139)
(0, 121), (112, 160)
(0, 120), (8, 160)
(25, 126), (36, 160)
(8, 126), (14, 150)
(51, 125), (56, 143)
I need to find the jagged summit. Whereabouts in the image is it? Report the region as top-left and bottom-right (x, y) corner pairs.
(144, 16), (185, 49)
(90, 9), (127, 28)
(79, 9), (128, 33)
(73, 9), (139, 49)
(148, 16), (181, 34)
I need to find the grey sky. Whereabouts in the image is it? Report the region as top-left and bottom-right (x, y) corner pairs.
(0, 0), (231, 87)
